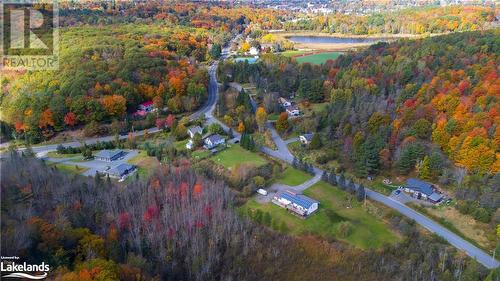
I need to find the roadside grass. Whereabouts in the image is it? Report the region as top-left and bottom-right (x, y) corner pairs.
(48, 162), (89, 174)
(276, 167), (312, 186)
(241, 181), (399, 249)
(295, 52), (342, 64)
(411, 203), (495, 251)
(253, 132), (277, 150)
(370, 182), (398, 196)
(209, 145), (268, 170)
(127, 150), (160, 179)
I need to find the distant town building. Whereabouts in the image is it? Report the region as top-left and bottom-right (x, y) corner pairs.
(299, 133), (314, 145)
(404, 178), (443, 203)
(249, 47), (260, 56)
(272, 190), (319, 217)
(139, 101), (155, 112)
(95, 150), (126, 162)
(203, 134), (225, 149)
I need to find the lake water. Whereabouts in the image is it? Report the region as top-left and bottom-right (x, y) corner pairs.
(288, 36), (390, 44)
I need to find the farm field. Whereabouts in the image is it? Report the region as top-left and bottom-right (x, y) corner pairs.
(209, 145), (268, 169)
(295, 52), (342, 64)
(242, 181), (399, 249)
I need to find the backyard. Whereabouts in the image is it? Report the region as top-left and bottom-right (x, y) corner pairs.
(276, 166), (312, 186)
(209, 144), (268, 170)
(242, 181), (399, 249)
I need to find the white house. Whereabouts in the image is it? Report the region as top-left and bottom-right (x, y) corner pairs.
(285, 105), (300, 116)
(105, 163), (136, 179)
(138, 101), (155, 112)
(249, 47), (260, 56)
(187, 126), (203, 139)
(278, 97), (291, 107)
(272, 190), (319, 217)
(203, 134), (225, 149)
(299, 133), (314, 145)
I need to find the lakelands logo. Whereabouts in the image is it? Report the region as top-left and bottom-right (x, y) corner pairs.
(1, 0), (59, 70)
(1, 257), (50, 280)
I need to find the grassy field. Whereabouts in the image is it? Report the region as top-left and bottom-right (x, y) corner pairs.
(412, 204), (496, 251)
(127, 150), (160, 180)
(276, 167), (312, 186)
(47, 151), (82, 159)
(209, 145), (268, 170)
(280, 50), (308, 57)
(191, 149), (211, 160)
(296, 52), (342, 64)
(242, 181), (399, 249)
(49, 163), (89, 174)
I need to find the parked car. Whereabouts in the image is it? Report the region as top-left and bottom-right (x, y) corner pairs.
(394, 190), (401, 195)
(257, 189), (268, 196)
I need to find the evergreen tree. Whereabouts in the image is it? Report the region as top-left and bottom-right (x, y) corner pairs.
(321, 171), (329, 181)
(357, 184), (366, 202)
(338, 174), (346, 190)
(95, 171), (102, 187)
(263, 212), (272, 226)
(309, 133), (322, 150)
(292, 157), (298, 169)
(348, 180), (356, 194)
(329, 172), (337, 186)
(419, 155), (431, 180)
(364, 136), (380, 175)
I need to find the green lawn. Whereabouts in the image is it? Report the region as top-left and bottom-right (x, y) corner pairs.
(280, 50), (308, 57)
(241, 181), (399, 249)
(296, 52), (342, 64)
(174, 139), (189, 150)
(209, 145), (268, 169)
(191, 149), (211, 160)
(276, 167), (312, 186)
(47, 151), (82, 159)
(48, 162), (89, 174)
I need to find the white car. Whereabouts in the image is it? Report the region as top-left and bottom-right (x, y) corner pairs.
(257, 189), (268, 196)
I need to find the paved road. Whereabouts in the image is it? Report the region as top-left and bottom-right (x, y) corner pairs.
(367, 190), (499, 269)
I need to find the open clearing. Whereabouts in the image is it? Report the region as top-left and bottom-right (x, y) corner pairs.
(127, 150), (160, 179)
(242, 181), (399, 249)
(210, 145), (268, 169)
(295, 52), (342, 64)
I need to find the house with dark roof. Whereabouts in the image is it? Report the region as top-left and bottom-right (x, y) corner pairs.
(272, 190), (319, 217)
(106, 163), (136, 178)
(299, 133), (314, 145)
(203, 134), (225, 149)
(95, 150), (126, 162)
(404, 178), (443, 203)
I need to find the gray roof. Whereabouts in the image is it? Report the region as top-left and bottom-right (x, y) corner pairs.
(188, 126), (203, 135)
(429, 192), (443, 202)
(109, 163), (136, 176)
(301, 133), (314, 141)
(277, 190), (318, 209)
(205, 134), (224, 143)
(95, 149), (124, 159)
(406, 178), (434, 196)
